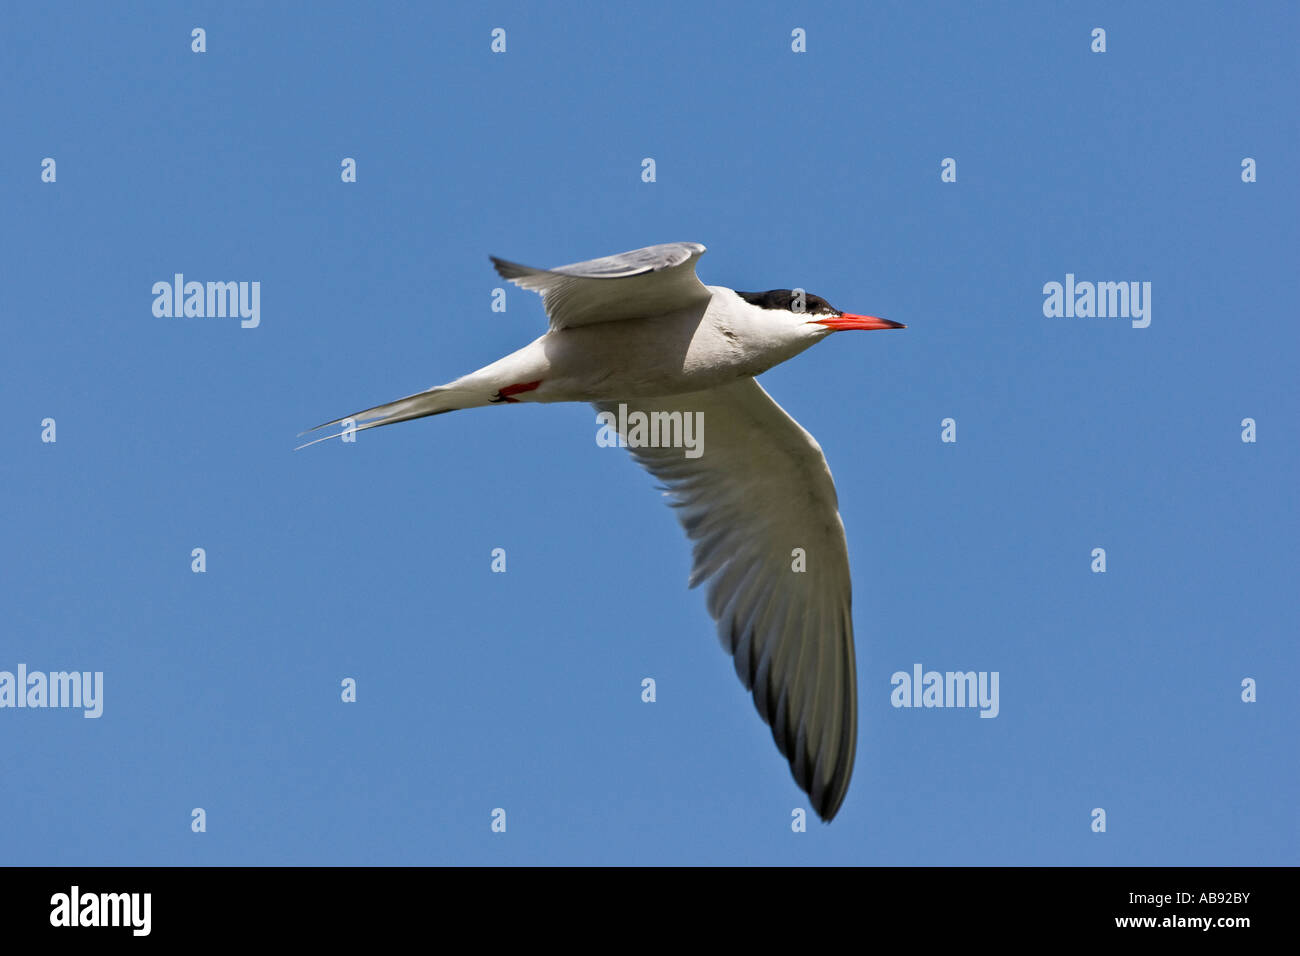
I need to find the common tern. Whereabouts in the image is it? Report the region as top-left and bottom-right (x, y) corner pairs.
(300, 242), (904, 821)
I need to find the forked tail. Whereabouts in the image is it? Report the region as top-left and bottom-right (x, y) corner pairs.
(295, 384), (489, 449)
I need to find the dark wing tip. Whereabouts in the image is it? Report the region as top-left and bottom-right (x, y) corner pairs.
(489, 255), (531, 280)
(817, 780), (850, 822)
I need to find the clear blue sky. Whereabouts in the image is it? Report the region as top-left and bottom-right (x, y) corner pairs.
(4, 1), (1296, 865)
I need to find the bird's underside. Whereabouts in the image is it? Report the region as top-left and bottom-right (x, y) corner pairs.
(301, 242), (862, 820)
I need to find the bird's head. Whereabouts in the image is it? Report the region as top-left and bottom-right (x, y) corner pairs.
(734, 289), (904, 343)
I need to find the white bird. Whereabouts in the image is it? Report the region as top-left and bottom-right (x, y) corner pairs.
(300, 242), (904, 821)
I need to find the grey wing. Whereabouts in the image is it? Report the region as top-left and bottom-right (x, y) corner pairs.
(491, 242), (711, 329)
(595, 377), (858, 820)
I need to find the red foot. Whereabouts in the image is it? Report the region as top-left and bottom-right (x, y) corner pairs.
(491, 380), (542, 404)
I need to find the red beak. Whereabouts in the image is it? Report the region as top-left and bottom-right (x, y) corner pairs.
(811, 313), (906, 331)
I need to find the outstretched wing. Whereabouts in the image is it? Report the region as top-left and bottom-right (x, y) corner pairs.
(491, 242), (711, 330)
(595, 377), (858, 820)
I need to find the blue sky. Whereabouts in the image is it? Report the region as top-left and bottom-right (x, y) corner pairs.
(3, 1), (1296, 864)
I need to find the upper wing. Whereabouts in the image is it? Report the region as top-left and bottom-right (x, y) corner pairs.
(595, 378), (858, 820)
(491, 242), (711, 330)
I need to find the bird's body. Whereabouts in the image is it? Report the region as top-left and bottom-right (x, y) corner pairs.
(301, 242), (903, 821)
(434, 291), (821, 407)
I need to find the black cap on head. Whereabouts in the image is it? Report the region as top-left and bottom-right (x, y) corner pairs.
(735, 289), (839, 316)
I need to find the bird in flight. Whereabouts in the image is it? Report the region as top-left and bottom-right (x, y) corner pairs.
(300, 242), (904, 821)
